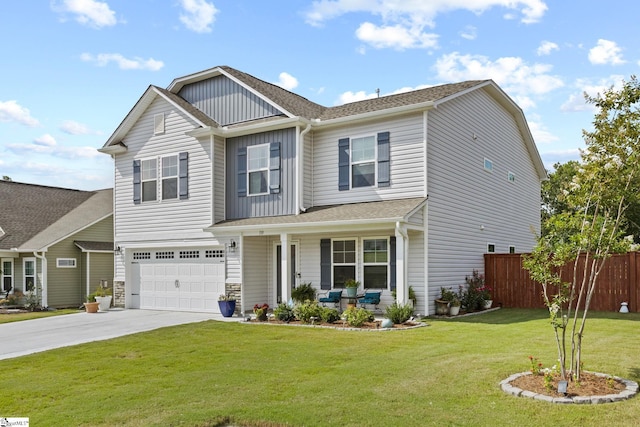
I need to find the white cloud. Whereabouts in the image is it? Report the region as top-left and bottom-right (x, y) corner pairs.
(80, 53), (164, 71)
(0, 100), (40, 127)
(460, 25), (477, 40)
(527, 119), (558, 144)
(588, 39), (625, 65)
(60, 120), (97, 135)
(337, 90), (378, 105)
(275, 72), (299, 91)
(434, 52), (564, 109)
(34, 134), (57, 147)
(536, 40), (558, 56)
(356, 22), (438, 50)
(560, 75), (626, 112)
(179, 0), (218, 33)
(305, 0), (548, 50)
(53, 0), (118, 28)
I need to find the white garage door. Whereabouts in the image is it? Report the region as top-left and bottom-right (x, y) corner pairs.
(132, 248), (225, 313)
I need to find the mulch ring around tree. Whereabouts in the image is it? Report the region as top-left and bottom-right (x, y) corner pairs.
(244, 317), (427, 331)
(502, 371), (638, 404)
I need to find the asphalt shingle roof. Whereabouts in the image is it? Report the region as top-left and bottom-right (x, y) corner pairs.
(0, 181), (101, 249)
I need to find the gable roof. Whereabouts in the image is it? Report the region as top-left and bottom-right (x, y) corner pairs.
(0, 181), (112, 251)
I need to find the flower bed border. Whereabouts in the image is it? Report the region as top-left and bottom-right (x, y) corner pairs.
(242, 319), (427, 331)
(501, 371), (639, 404)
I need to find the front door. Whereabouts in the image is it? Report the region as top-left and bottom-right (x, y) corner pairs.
(275, 242), (298, 304)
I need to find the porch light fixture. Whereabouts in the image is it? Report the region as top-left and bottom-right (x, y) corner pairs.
(114, 246), (122, 254)
(229, 240), (237, 253)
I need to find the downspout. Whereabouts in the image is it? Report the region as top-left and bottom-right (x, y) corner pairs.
(33, 251), (47, 308)
(395, 222), (408, 305)
(297, 123), (312, 213)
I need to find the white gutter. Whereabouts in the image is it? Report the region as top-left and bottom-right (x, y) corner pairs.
(33, 251), (47, 308)
(297, 123), (312, 213)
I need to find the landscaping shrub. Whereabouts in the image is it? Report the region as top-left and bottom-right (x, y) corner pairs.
(294, 300), (324, 323)
(342, 307), (373, 327)
(320, 307), (340, 323)
(273, 303), (295, 322)
(290, 282), (316, 303)
(385, 302), (413, 324)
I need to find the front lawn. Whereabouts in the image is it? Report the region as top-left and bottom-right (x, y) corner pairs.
(0, 308), (81, 324)
(4, 308), (640, 426)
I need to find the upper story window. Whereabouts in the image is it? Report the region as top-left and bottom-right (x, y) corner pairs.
(237, 142), (281, 197)
(484, 158), (494, 172)
(133, 152), (188, 205)
(247, 144), (269, 195)
(339, 132), (390, 191)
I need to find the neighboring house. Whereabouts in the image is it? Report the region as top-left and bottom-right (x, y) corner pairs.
(0, 181), (114, 308)
(99, 65), (546, 315)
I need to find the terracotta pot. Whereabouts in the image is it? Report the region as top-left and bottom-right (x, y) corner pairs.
(84, 302), (99, 313)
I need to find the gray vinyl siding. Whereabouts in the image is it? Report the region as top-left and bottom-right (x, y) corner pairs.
(311, 113), (426, 206)
(213, 135), (226, 223)
(426, 88), (541, 307)
(113, 96), (214, 242)
(241, 236), (270, 310)
(178, 75), (284, 126)
(303, 132), (313, 209)
(226, 128), (297, 219)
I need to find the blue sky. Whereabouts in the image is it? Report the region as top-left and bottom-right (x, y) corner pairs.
(0, 0), (637, 190)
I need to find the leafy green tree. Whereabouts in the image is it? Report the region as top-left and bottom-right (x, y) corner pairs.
(524, 76), (640, 381)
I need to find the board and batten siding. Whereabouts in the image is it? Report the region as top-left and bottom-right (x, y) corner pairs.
(113, 96), (214, 242)
(426, 88), (542, 306)
(225, 128), (297, 219)
(213, 135), (226, 224)
(311, 113), (426, 206)
(178, 75), (284, 127)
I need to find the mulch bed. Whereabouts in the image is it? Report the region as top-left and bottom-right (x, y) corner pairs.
(510, 371), (626, 398)
(248, 318), (424, 330)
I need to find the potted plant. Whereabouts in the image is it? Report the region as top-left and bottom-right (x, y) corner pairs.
(479, 284), (493, 309)
(83, 293), (99, 313)
(93, 283), (112, 312)
(291, 282), (316, 303)
(218, 294), (236, 317)
(253, 303), (269, 321)
(435, 287), (455, 315)
(449, 296), (461, 316)
(344, 278), (360, 299)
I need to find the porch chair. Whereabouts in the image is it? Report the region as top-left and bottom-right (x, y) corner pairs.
(318, 290), (342, 309)
(357, 291), (381, 311)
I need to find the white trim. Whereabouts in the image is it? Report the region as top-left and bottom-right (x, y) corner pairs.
(247, 143), (270, 196)
(1, 258), (14, 293)
(331, 237), (358, 287)
(361, 237), (390, 290)
(23, 257), (36, 293)
(487, 243), (496, 253)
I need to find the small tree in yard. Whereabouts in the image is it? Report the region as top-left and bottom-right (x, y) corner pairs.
(524, 76), (640, 382)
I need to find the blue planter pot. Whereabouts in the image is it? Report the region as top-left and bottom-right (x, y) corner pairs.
(346, 287), (358, 298)
(218, 300), (236, 317)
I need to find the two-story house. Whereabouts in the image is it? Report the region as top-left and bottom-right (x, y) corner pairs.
(99, 65), (546, 315)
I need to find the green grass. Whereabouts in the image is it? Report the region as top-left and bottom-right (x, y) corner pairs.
(3, 308), (640, 426)
(0, 308), (81, 324)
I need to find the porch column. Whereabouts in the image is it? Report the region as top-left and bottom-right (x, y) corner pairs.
(395, 223), (407, 304)
(280, 233), (291, 304)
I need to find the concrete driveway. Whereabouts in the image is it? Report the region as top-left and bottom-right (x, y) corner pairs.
(0, 309), (240, 360)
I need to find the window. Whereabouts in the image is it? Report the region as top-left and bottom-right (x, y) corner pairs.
(363, 238), (388, 289)
(161, 155), (178, 200)
(247, 144), (269, 195)
(351, 136), (376, 188)
(141, 158), (157, 202)
(338, 132), (390, 191)
(484, 158), (493, 172)
(332, 239), (356, 288)
(133, 152), (188, 204)
(56, 258), (76, 268)
(23, 258), (35, 292)
(508, 171), (515, 182)
(509, 245), (516, 254)
(487, 243), (495, 253)
(1, 259), (13, 292)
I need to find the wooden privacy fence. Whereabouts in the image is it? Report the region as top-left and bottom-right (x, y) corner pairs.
(484, 252), (640, 312)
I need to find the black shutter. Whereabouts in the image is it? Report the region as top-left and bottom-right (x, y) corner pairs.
(179, 152), (189, 200)
(133, 160), (141, 205)
(390, 236), (396, 291)
(269, 142), (281, 194)
(378, 131), (390, 187)
(338, 138), (350, 191)
(320, 239), (332, 290)
(237, 147), (247, 197)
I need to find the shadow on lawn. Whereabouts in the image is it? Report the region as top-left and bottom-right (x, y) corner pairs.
(434, 307), (640, 325)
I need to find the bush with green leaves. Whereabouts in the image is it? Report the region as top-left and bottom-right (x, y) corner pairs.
(291, 282), (316, 303)
(460, 270), (485, 311)
(273, 303), (295, 322)
(342, 307), (373, 327)
(320, 307), (340, 323)
(293, 300), (324, 324)
(384, 302), (413, 324)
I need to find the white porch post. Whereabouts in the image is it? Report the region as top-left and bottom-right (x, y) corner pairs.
(395, 223), (407, 304)
(280, 233), (291, 304)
